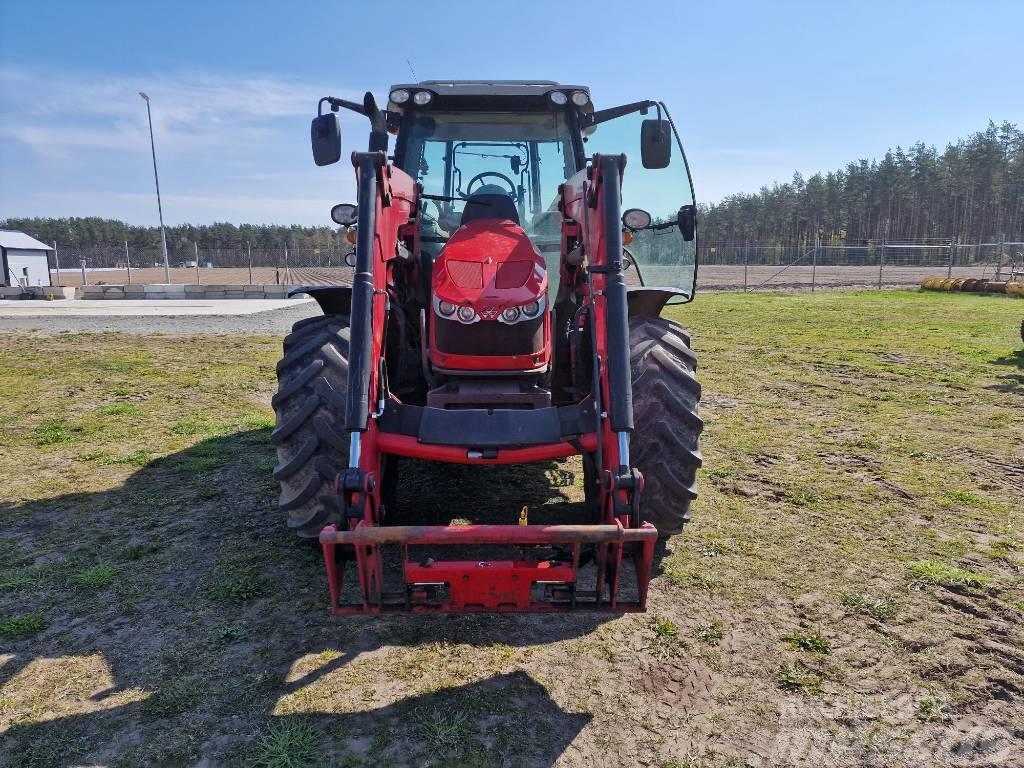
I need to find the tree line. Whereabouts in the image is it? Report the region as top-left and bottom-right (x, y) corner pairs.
(698, 121), (1024, 245)
(0, 217), (348, 252)
(4, 121), (1023, 249)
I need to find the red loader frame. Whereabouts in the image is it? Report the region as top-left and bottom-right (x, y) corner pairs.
(320, 136), (652, 614)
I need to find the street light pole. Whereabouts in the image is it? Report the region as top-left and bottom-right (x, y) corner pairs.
(139, 91), (170, 283)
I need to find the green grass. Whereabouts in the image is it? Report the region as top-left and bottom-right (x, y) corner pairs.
(140, 680), (203, 719)
(693, 620), (725, 645)
(74, 564), (117, 590)
(777, 661), (824, 694)
(784, 631), (830, 654)
(31, 419), (80, 445)
(99, 402), (141, 417)
(252, 718), (322, 768)
(915, 696), (947, 722)
(909, 560), (989, 588)
(211, 570), (269, 603)
(0, 611), (47, 638)
(842, 592), (898, 621)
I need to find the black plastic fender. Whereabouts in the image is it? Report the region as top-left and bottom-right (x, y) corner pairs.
(288, 285), (353, 316)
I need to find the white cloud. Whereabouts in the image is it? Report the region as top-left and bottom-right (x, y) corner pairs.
(0, 67), (360, 159)
(0, 67), (365, 224)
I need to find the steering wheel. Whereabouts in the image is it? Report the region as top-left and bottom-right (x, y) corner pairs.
(465, 171), (517, 198)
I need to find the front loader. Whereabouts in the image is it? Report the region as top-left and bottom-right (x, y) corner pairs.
(273, 81), (702, 614)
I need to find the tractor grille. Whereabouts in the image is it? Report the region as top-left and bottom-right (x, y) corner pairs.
(494, 260), (534, 288)
(435, 315), (544, 357)
(446, 260), (483, 289)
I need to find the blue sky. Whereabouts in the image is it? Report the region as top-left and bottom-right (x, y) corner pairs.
(1, 0), (1022, 227)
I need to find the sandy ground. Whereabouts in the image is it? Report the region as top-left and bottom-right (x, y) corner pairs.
(0, 299), (321, 335)
(47, 265), (1001, 290)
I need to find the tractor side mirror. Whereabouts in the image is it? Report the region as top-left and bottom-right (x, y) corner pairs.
(311, 113), (342, 166)
(331, 203), (358, 226)
(640, 118), (671, 169)
(678, 204), (696, 242)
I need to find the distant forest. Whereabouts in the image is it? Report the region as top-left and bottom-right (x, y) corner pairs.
(700, 121), (1024, 245)
(0, 219), (347, 253)
(3, 121), (1022, 248)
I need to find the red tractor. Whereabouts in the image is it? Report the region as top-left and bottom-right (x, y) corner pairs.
(274, 81), (702, 614)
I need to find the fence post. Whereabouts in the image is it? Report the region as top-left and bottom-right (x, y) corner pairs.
(247, 242), (253, 284)
(284, 245), (290, 284)
(811, 236), (818, 292)
(877, 238), (885, 289)
(53, 241), (61, 287)
(80, 259), (88, 286)
(743, 240), (749, 292)
(125, 240), (132, 285)
(995, 233), (1005, 281)
(194, 242), (201, 285)
(947, 238), (954, 278)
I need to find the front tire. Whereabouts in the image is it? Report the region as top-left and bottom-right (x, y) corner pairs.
(271, 315), (350, 538)
(629, 316), (703, 536)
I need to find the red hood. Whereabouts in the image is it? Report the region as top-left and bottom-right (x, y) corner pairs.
(433, 219), (546, 316)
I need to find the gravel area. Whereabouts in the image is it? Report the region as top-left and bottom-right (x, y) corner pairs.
(0, 300), (322, 336)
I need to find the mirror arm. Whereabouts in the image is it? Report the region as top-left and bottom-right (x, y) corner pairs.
(319, 94), (393, 136)
(319, 96), (366, 118)
(583, 100), (657, 128)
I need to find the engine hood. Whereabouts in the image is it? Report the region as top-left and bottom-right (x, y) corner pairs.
(433, 219), (547, 316)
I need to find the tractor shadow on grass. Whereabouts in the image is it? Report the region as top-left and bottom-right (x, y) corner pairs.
(0, 428), (667, 766)
(991, 348), (1024, 394)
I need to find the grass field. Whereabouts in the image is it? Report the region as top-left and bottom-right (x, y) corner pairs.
(1, 291), (1022, 767)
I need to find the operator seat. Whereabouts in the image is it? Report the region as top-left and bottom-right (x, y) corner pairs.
(460, 184), (521, 226)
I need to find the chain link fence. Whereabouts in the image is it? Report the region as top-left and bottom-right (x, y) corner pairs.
(43, 238), (1024, 291)
(698, 237), (1024, 291)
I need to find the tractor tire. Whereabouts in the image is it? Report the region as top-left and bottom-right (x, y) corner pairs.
(629, 316), (703, 536)
(271, 314), (351, 538)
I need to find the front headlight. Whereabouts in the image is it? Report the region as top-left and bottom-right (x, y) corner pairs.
(497, 296), (546, 325)
(433, 296), (478, 323)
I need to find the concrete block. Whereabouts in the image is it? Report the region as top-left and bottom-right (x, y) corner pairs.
(144, 283), (181, 294)
(79, 286), (107, 300)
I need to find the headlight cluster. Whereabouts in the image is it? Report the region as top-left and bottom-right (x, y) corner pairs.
(498, 297), (545, 325)
(549, 90), (589, 107)
(434, 296), (479, 324)
(390, 89), (433, 106)
(433, 296), (546, 325)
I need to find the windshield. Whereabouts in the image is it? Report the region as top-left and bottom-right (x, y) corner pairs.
(584, 102), (697, 300)
(401, 110), (576, 256)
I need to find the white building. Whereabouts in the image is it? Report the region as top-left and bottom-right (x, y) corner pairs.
(0, 230), (53, 287)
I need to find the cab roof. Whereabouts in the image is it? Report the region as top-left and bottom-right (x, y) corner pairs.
(386, 80), (593, 114)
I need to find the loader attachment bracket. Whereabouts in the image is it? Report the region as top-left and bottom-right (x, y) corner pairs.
(320, 522), (657, 614)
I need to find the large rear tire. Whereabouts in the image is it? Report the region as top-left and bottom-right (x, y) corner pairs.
(629, 316), (703, 536)
(271, 315), (350, 538)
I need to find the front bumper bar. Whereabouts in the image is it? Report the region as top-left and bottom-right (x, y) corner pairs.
(320, 522), (658, 615)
